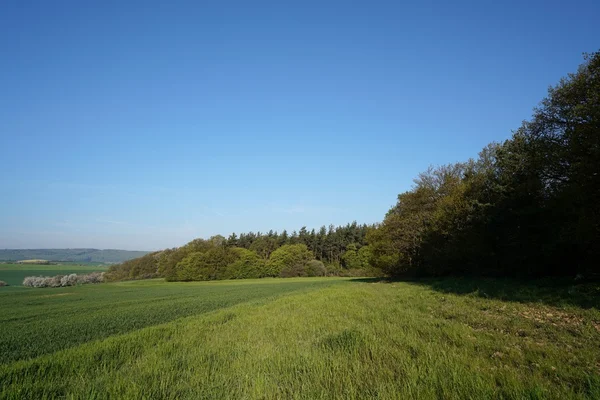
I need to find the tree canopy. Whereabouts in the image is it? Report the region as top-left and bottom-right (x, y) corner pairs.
(368, 51), (600, 278)
(107, 224), (378, 282)
(108, 51), (599, 282)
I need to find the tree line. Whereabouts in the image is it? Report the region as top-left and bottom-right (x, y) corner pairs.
(106, 223), (378, 281)
(368, 51), (599, 278)
(108, 51), (599, 282)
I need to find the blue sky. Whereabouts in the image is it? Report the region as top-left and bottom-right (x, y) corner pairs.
(1, 0), (598, 250)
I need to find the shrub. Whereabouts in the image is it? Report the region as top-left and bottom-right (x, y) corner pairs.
(48, 275), (64, 287)
(106, 252), (161, 281)
(23, 272), (105, 288)
(61, 274), (78, 286)
(174, 252), (210, 281)
(23, 276), (48, 288)
(305, 260), (326, 277)
(223, 248), (264, 279)
(76, 272), (104, 284)
(278, 260), (326, 278)
(138, 272), (159, 280)
(279, 263), (307, 278)
(266, 244), (313, 277)
(325, 263), (342, 276)
(171, 246), (259, 282)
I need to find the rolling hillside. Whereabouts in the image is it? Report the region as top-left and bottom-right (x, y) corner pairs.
(0, 249), (149, 264)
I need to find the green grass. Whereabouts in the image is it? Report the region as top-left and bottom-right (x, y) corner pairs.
(0, 278), (340, 364)
(52, 261), (112, 267)
(0, 263), (109, 286)
(1, 278), (599, 399)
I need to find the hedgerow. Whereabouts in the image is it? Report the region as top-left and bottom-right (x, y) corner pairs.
(22, 272), (105, 288)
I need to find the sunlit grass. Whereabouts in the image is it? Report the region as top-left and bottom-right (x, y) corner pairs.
(1, 278), (599, 399)
(0, 278), (345, 364)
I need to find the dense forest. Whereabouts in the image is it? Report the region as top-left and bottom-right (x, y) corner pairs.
(108, 51), (599, 282)
(106, 223), (376, 281)
(368, 51), (599, 279)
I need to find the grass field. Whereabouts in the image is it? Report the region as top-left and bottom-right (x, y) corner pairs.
(0, 263), (109, 287)
(1, 278), (599, 399)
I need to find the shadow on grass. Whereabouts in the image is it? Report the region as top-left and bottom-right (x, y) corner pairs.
(350, 276), (600, 309)
(347, 277), (382, 284)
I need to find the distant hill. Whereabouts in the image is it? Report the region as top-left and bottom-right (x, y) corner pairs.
(0, 249), (150, 264)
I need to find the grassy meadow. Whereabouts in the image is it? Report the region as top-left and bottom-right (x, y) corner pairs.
(1, 277), (599, 399)
(0, 263), (109, 287)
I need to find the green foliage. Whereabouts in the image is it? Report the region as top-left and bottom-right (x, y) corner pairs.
(174, 252), (206, 281)
(304, 260), (326, 277)
(223, 248), (265, 279)
(106, 253), (160, 281)
(279, 259), (326, 278)
(110, 222), (375, 282)
(173, 247), (240, 281)
(228, 222), (372, 266)
(249, 236), (279, 259)
(108, 53), (600, 282)
(341, 244), (372, 270)
(266, 244), (313, 277)
(357, 246), (372, 268)
(159, 243), (268, 282)
(341, 243), (361, 269)
(369, 52), (600, 279)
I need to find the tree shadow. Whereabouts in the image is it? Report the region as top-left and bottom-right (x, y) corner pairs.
(347, 277), (383, 284)
(350, 276), (600, 309)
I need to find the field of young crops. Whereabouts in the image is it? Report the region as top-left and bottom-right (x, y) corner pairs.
(0, 263), (109, 287)
(1, 277), (599, 399)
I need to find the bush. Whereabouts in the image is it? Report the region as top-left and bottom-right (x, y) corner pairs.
(279, 264), (307, 278)
(106, 252), (161, 281)
(171, 246), (244, 281)
(266, 244), (313, 277)
(60, 274), (77, 287)
(76, 272), (104, 284)
(22, 276), (49, 288)
(305, 260), (326, 277)
(278, 260), (326, 278)
(223, 248), (265, 279)
(324, 263), (342, 276)
(23, 272), (105, 288)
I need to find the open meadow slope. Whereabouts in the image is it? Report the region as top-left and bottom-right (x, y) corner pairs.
(0, 249), (149, 264)
(1, 278), (599, 399)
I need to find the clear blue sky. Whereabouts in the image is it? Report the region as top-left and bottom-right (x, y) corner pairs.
(1, 0), (598, 250)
